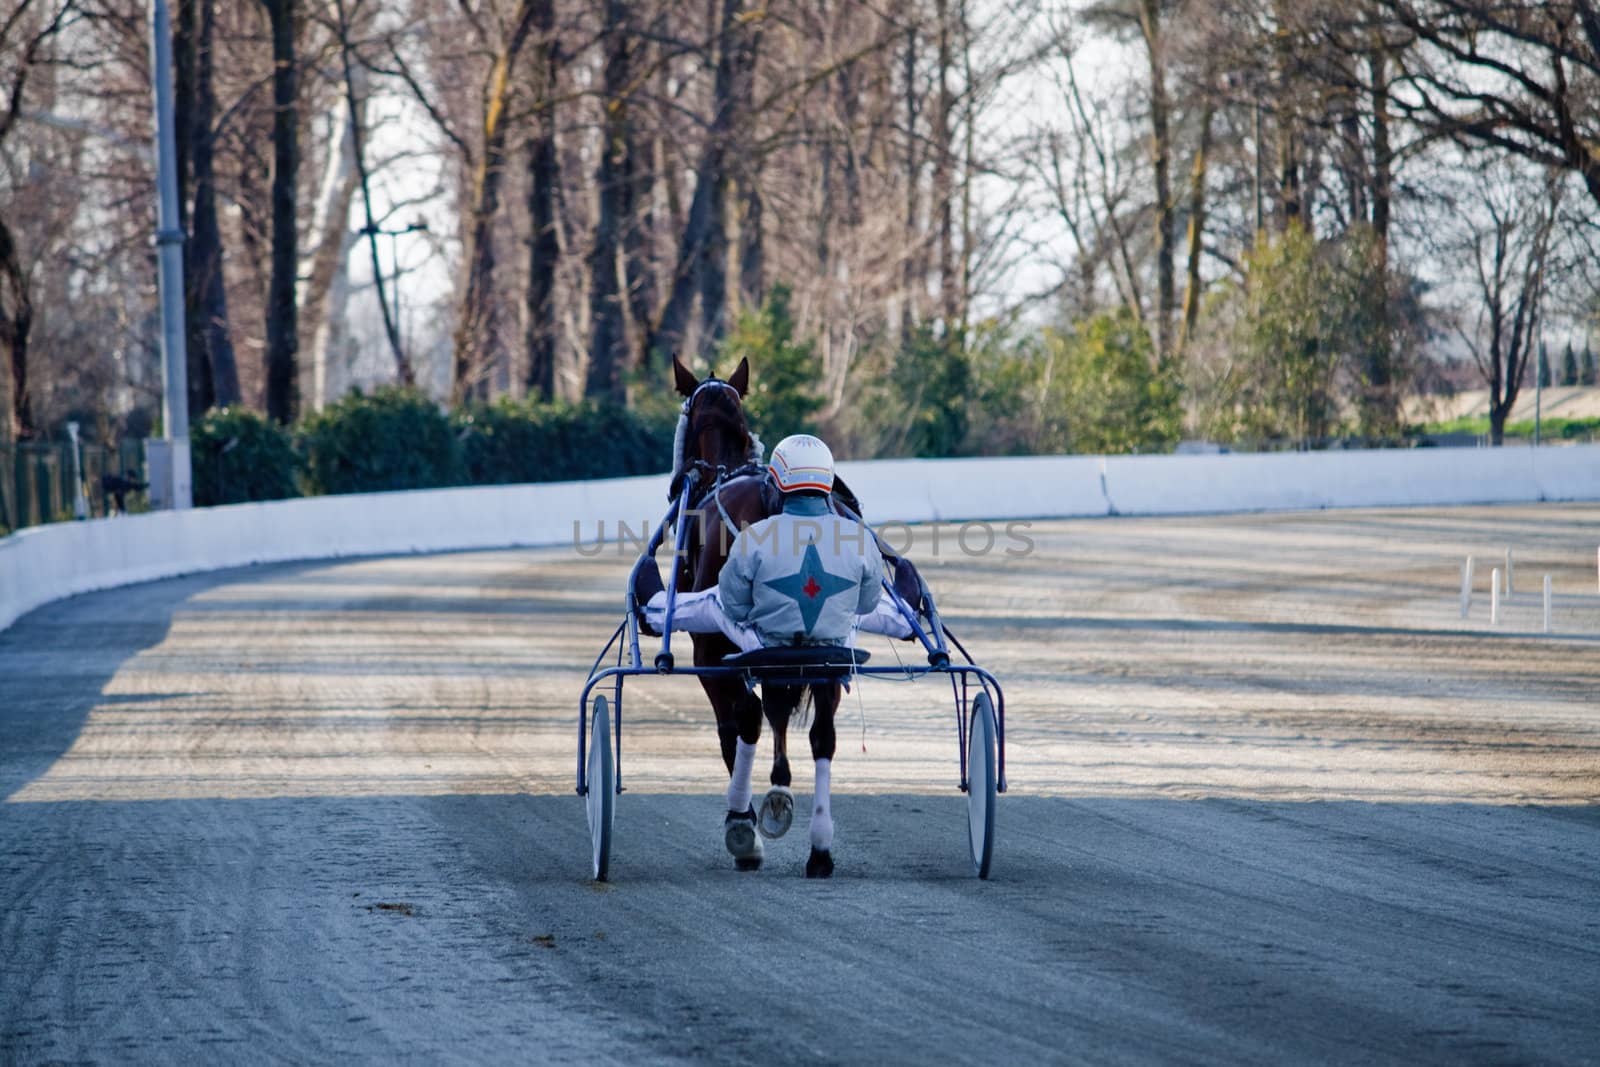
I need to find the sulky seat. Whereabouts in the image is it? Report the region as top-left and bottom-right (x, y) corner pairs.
(722, 644), (870, 684)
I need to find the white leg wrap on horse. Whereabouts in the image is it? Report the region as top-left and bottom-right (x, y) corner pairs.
(726, 740), (757, 814)
(811, 758), (834, 850)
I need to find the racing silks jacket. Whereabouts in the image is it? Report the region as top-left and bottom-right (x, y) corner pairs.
(717, 494), (883, 647)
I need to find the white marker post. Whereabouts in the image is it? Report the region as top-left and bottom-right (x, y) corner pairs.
(1543, 575), (1552, 634)
(1505, 548), (1514, 596)
(1490, 569), (1501, 625)
(1460, 557), (1474, 618)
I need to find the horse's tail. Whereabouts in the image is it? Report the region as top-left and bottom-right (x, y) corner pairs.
(791, 688), (814, 730)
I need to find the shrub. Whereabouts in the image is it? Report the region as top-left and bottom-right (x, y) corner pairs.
(299, 386), (460, 495)
(1046, 307), (1181, 455)
(867, 325), (971, 458)
(191, 406), (299, 506)
(454, 399), (675, 485)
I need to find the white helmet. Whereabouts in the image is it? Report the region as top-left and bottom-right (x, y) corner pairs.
(768, 434), (835, 494)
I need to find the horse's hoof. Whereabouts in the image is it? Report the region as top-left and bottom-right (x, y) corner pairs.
(805, 847), (833, 879)
(724, 808), (763, 869)
(758, 786), (793, 840)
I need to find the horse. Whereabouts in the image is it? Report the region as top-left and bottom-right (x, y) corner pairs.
(668, 355), (846, 876)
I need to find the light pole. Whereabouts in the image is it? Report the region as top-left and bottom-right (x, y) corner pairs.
(148, 0), (191, 509)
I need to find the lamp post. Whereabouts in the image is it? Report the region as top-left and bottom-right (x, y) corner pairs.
(148, 0), (191, 510)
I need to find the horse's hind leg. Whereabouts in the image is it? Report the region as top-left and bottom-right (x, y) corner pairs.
(757, 685), (800, 840)
(805, 681), (843, 878)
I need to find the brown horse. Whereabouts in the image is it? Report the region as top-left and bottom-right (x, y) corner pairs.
(670, 356), (839, 856)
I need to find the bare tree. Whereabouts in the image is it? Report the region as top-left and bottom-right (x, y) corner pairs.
(1378, 0), (1600, 211)
(1448, 163), (1565, 445)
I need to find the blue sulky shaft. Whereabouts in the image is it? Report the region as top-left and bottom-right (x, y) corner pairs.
(656, 470), (699, 672)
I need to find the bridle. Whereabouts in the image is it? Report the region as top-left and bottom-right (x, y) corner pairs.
(683, 378), (748, 445)
(672, 376), (765, 556)
(676, 376), (756, 481)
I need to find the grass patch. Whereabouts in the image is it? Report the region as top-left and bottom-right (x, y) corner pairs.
(1415, 415), (1600, 440)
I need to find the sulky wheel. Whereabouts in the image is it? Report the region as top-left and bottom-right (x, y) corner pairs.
(966, 690), (998, 879)
(587, 694), (616, 881)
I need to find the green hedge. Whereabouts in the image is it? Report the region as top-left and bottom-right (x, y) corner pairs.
(299, 386), (462, 496)
(191, 407), (300, 506)
(454, 399), (675, 485)
(183, 388), (677, 504)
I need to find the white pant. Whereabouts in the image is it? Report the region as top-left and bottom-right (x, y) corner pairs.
(645, 588), (914, 651)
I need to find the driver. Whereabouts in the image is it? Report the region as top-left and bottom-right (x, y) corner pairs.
(714, 434), (883, 870)
(717, 434), (883, 649)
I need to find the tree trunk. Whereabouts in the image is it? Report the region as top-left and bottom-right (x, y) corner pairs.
(524, 0), (559, 402)
(191, 0), (238, 407)
(958, 0), (975, 339)
(697, 164), (730, 352)
(1178, 102), (1213, 357)
(620, 15), (658, 366)
(302, 73), (360, 410)
(452, 1), (538, 404)
(1368, 47), (1391, 266)
(698, 0), (762, 354)
(738, 177), (764, 309)
(0, 216), (34, 440)
(262, 0), (300, 424)
(932, 0), (957, 331)
(586, 0), (630, 403)
(173, 0), (216, 415)
(900, 23), (921, 343)
(816, 135), (832, 283)
(837, 63), (863, 228)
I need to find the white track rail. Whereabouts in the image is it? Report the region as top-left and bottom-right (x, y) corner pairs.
(5, 445), (1599, 632)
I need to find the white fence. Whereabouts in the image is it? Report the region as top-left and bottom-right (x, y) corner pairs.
(4, 445), (1599, 632)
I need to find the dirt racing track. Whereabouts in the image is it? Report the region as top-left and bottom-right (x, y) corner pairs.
(3, 504), (1598, 1064)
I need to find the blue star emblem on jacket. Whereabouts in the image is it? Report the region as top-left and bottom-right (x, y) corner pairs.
(763, 542), (857, 633)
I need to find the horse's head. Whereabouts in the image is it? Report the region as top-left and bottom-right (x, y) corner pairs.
(672, 355), (759, 476)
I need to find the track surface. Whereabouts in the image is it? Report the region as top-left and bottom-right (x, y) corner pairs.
(3, 504), (1598, 1064)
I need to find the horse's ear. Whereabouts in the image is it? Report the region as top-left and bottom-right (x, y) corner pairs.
(672, 354), (698, 398)
(727, 357), (749, 397)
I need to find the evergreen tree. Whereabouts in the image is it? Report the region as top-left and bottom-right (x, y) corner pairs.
(1584, 345), (1598, 387)
(1537, 345), (1551, 388)
(1562, 343), (1579, 386)
(719, 284), (824, 441)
